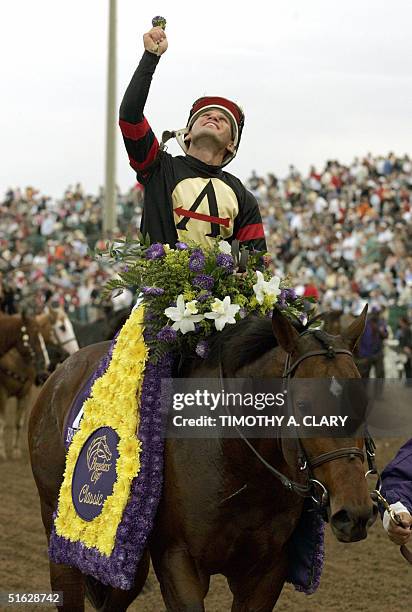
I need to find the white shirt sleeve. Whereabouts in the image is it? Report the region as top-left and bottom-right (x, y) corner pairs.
(383, 501), (411, 531)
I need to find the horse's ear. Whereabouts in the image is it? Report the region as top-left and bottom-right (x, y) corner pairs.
(342, 304), (368, 351)
(271, 307), (300, 354)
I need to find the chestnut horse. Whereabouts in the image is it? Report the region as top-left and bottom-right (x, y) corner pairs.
(0, 312), (46, 459)
(29, 307), (377, 611)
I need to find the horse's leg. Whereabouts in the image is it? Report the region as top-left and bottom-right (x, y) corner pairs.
(228, 555), (288, 612)
(50, 561), (85, 612)
(11, 389), (31, 459)
(40, 499), (86, 611)
(0, 386), (8, 459)
(151, 547), (210, 612)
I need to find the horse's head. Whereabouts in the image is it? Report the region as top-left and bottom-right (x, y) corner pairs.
(272, 305), (377, 542)
(36, 311), (59, 344)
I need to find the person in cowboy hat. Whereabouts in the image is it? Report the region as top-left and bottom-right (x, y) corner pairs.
(119, 24), (266, 252)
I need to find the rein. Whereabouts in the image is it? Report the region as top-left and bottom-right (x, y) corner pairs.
(219, 328), (376, 515)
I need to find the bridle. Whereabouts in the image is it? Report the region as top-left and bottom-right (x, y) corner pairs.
(0, 323), (46, 384)
(219, 328), (377, 518)
(0, 323), (37, 361)
(20, 324), (38, 361)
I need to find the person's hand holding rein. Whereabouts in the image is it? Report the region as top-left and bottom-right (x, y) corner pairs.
(387, 512), (412, 545)
(143, 26), (168, 56)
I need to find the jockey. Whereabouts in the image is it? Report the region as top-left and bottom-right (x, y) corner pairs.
(380, 439), (412, 546)
(119, 24), (266, 252)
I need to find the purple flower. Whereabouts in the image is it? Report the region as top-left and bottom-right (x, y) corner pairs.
(144, 311), (157, 322)
(197, 291), (212, 303)
(156, 326), (177, 342)
(216, 253), (234, 273)
(143, 327), (156, 342)
(193, 274), (214, 291)
(285, 287), (298, 301)
(278, 289), (288, 309)
(195, 340), (209, 358)
(145, 243), (165, 260)
(142, 286), (165, 297)
(175, 241), (188, 250)
(189, 249), (206, 272)
(123, 265), (129, 272)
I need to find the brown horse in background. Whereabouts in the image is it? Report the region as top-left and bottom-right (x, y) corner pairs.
(0, 312), (47, 459)
(29, 307), (377, 611)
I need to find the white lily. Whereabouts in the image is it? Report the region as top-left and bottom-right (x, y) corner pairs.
(164, 295), (204, 334)
(218, 240), (232, 254)
(185, 300), (199, 315)
(253, 270), (281, 305)
(204, 296), (240, 331)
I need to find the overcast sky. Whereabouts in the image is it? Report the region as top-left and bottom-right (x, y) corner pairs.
(1, 0), (411, 198)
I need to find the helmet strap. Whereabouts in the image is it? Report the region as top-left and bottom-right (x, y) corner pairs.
(161, 127), (238, 167)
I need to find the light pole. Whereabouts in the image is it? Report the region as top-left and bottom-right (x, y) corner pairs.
(103, 0), (117, 235)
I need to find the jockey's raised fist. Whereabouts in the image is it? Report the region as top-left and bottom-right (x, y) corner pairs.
(143, 27), (168, 56)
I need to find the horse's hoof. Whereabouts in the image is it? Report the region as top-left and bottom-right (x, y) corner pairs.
(11, 448), (22, 460)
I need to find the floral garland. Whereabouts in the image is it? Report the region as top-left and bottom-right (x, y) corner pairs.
(99, 237), (311, 363)
(52, 306), (148, 556)
(64, 334), (118, 449)
(49, 325), (173, 588)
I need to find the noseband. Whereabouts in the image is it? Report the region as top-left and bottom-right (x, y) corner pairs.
(219, 328), (376, 516)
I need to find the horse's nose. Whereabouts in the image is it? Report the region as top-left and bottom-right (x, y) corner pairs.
(330, 504), (378, 542)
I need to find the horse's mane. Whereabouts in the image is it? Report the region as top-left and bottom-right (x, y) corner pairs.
(201, 315), (307, 373)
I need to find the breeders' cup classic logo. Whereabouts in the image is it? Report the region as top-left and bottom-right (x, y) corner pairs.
(72, 426), (119, 521)
(86, 435), (113, 483)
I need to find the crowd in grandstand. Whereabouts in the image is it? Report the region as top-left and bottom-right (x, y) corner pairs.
(0, 183), (143, 320)
(1, 153), (412, 337)
(248, 152), (412, 325)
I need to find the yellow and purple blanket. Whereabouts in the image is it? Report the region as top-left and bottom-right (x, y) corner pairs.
(49, 306), (173, 589)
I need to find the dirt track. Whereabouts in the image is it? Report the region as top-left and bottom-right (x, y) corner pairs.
(0, 398), (411, 612)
